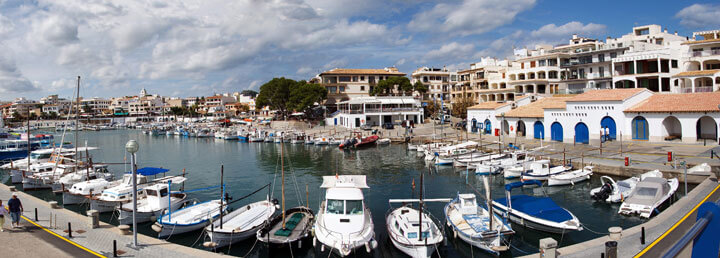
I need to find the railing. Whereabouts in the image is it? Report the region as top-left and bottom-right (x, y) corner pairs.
(662, 199), (720, 258)
(685, 49), (720, 58)
(682, 86), (714, 93)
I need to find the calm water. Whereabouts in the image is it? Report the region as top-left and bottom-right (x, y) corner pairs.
(2, 130), (694, 257)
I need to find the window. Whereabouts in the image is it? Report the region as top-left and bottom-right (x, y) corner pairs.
(339, 86), (345, 92)
(360, 86), (365, 91)
(327, 86), (337, 93)
(345, 200), (363, 215)
(327, 199), (344, 214)
(610, 52), (617, 58)
(598, 54), (605, 62)
(352, 76), (358, 82)
(360, 76), (365, 81)
(671, 60), (678, 68)
(339, 76), (351, 82)
(548, 71), (558, 79)
(160, 188), (168, 197)
(146, 189), (158, 196)
(539, 60), (546, 66)
(547, 59), (558, 66)
(599, 67), (604, 77)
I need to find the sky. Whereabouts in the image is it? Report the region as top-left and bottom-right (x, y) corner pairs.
(0, 0), (719, 101)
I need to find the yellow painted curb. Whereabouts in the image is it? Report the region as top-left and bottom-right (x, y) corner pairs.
(20, 213), (106, 258)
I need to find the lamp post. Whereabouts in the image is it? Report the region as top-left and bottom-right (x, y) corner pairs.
(125, 140), (139, 247)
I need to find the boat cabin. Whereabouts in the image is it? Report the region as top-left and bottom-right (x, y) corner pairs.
(143, 177), (186, 211)
(457, 193), (478, 215)
(320, 175), (369, 232)
(392, 208), (434, 240)
(528, 160), (551, 172)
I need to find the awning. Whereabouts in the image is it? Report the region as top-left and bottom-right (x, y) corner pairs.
(126, 167), (170, 176)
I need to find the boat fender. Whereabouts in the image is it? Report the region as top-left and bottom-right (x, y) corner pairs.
(365, 242), (371, 253)
(320, 244), (325, 252)
(371, 239), (378, 249)
(298, 240), (301, 249)
(202, 241), (217, 248)
(453, 229), (457, 238)
(151, 223), (163, 232)
(313, 237), (316, 247)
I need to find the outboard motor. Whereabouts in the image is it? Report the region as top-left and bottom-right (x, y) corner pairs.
(591, 182), (614, 201)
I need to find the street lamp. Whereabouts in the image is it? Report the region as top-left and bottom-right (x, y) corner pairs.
(125, 140), (139, 247)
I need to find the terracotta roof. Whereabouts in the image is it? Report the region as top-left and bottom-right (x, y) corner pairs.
(625, 92), (720, 113)
(682, 38), (720, 45)
(320, 68), (405, 76)
(673, 70), (720, 77)
(566, 88), (647, 102)
(501, 97), (572, 118)
(467, 101), (508, 110)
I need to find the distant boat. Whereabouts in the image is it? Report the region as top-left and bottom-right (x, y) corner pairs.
(520, 160), (572, 181)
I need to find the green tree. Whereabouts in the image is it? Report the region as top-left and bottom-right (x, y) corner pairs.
(256, 77), (297, 119)
(289, 81), (328, 113)
(451, 95), (475, 119)
(49, 112), (59, 120)
(414, 81), (428, 95)
(82, 103), (92, 114)
(370, 77), (412, 96)
(240, 90), (258, 97)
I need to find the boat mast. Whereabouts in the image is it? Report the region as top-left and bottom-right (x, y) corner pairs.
(220, 164), (224, 229)
(281, 142), (286, 229)
(418, 168), (424, 242)
(75, 76), (80, 161)
(26, 108), (30, 170)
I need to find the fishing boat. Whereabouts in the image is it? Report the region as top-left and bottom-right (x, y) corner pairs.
(117, 178), (189, 225)
(492, 180), (582, 234)
(548, 166), (594, 186)
(89, 168), (173, 212)
(153, 199), (227, 238)
(203, 196), (277, 249)
(62, 178), (119, 205)
(503, 165), (524, 179)
(618, 171), (678, 218)
(314, 175), (376, 256)
(590, 170), (662, 203)
(520, 160), (572, 181)
(257, 143), (314, 248)
(328, 137), (343, 145)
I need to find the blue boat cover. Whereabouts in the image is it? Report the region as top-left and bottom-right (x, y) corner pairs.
(494, 195), (572, 223)
(125, 167), (169, 176)
(504, 180), (543, 191)
(462, 214), (490, 233)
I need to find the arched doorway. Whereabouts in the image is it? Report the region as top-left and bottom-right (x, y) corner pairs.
(471, 118), (478, 133)
(502, 120), (509, 135)
(551, 122), (563, 142)
(600, 116), (617, 140)
(632, 116), (649, 140)
(517, 121), (526, 137)
(696, 116), (717, 141)
(534, 121), (544, 139)
(575, 122), (589, 144)
(662, 116), (682, 141)
(484, 119), (491, 134)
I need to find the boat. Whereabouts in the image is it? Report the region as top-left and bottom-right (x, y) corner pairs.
(618, 171), (678, 218)
(548, 166), (593, 186)
(62, 178), (120, 205)
(407, 144), (418, 151)
(257, 142), (314, 248)
(314, 175), (376, 256)
(338, 138), (357, 149)
(376, 138), (391, 145)
(474, 163), (501, 175)
(503, 165), (524, 179)
(520, 160), (572, 181)
(89, 168), (173, 212)
(353, 135), (379, 148)
(590, 170), (662, 203)
(117, 178), (189, 225)
(328, 138), (343, 145)
(204, 197), (278, 249)
(492, 180), (582, 233)
(152, 199), (227, 238)
(314, 137), (329, 145)
(446, 193), (514, 254)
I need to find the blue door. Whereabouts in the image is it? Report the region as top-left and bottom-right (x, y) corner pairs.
(632, 116), (649, 140)
(334, 118), (337, 125)
(533, 121), (544, 139)
(600, 116), (616, 140)
(484, 119), (492, 134)
(551, 122), (563, 141)
(575, 122), (589, 144)
(471, 119), (478, 133)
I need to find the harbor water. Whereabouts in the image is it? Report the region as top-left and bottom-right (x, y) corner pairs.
(2, 129), (695, 257)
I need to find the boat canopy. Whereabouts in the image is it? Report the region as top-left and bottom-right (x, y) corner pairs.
(321, 175), (369, 189)
(437, 141), (478, 152)
(126, 167), (170, 176)
(504, 180), (543, 191)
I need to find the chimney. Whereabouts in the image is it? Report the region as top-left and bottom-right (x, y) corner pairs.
(664, 28), (668, 33)
(674, 31), (678, 36)
(572, 34), (578, 39)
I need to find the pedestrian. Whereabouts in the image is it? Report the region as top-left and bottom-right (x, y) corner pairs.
(0, 199), (8, 231)
(7, 193), (22, 228)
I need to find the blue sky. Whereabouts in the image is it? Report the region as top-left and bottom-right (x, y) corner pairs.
(0, 0), (718, 101)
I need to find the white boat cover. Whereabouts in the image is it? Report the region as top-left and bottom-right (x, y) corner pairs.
(320, 175), (368, 189)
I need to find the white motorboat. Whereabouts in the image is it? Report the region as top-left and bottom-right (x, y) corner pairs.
(117, 179), (189, 225)
(314, 175), (376, 256)
(63, 178), (120, 205)
(204, 198), (277, 249)
(329, 138), (343, 145)
(445, 193), (514, 255)
(90, 168), (177, 212)
(453, 153), (504, 167)
(492, 180), (583, 234)
(314, 137), (329, 145)
(153, 199), (227, 238)
(53, 166), (113, 192)
(548, 166), (594, 186)
(590, 170), (662, 203)
(503, 165), (524, 179)
(520, 160), (572, 181)
(386, 205), (443, 258)
(618, 172), (678, 218)
(376, 138), (391, 145)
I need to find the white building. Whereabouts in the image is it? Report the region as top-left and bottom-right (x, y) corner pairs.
(673, 29), (720, 93)
(80, 97), (111, 115)
(410, 67), (453, 101)
(466, 95), (539, 135)
(327, 96), (423, 128)
(318, 67), (406, 109)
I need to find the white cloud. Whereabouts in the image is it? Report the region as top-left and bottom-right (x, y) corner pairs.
(530, 22), (606, 41)
(296, 66), (313, 74)
(424, 42), (474, 61)
(0, 53), (40, 93)
(676, 4), (720, 28)
(29, 14), (79, 46)
(322, 58), (349, 70)
(395, 58), (406, 66)
(408, 0), (536, 36)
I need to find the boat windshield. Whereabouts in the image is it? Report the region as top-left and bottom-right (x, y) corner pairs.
(30, 153), (51, 159)
(346, 200), (363, 215)
(636, 187), (657, 197)
(327, 199), (344, 214)
(407, 231), (430, 239)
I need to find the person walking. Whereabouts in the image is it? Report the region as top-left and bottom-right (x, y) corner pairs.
(0, 200), (8, 231)
(7, 193), (23, 228)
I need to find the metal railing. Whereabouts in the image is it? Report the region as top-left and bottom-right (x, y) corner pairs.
(681, 86), (714, 93)
(662, 198), (720, 258)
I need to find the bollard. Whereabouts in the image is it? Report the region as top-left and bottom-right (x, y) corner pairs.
(8, 186), (16, 192)
(605, 241), (617, 258)
(49, 201), (59, 209)
(608, 227), (622, 240)
(35, 208), (38, 221)
(87, 210), (99, 229)
(113, 240), (117, 257)
(539, 238), (557, 258)
(68, 222), (72, 238)
(641, 227), (645, 245)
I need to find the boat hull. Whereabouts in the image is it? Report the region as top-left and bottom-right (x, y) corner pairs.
(62, 193), (89, 205)
(389, 239), (435, 258)
(207, 228), (259, 248)
(90, 199), (122, 213)
(492, 203), (582, 234)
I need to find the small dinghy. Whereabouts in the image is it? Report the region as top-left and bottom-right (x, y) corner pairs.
(492, 180), (582, 234)
(520, 160), (572, 181)
(387, 205), (444, 258)
(376, 138), (391, 145)
(548, 166), (593, 186)
(153, 199), (227, 238)
(618, 171), (678, 218)
(204, 198), (277, 249)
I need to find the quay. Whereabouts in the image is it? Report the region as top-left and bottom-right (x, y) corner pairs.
(0, 183), (223, 258)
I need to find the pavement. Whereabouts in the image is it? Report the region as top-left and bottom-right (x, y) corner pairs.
(0, 183), (224, 258)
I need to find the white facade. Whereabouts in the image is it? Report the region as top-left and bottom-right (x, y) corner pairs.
(330, 97), (423, 128)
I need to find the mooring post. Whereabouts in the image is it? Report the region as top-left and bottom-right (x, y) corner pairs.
(113, 240), (117, 257)
(68, 222), (72, 238)
(641, 226), (645, 245)
(35, 208), (38, 221)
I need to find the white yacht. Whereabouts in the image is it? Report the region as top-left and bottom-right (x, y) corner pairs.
(618, 171), (678, 218)
(314, 175), (376, 256)
(590, 170), (662, 203)
(117, 178), (189, 225)
(63, 178), (120, 205)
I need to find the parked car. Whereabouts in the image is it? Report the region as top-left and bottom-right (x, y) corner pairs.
(454, 120), (467, 130)
(382, 123), (394, 129)
(360, 124), (372, 130)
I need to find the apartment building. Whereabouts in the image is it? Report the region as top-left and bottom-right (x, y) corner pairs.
(558, 35), (628, 93)
(410, 67), (453, 101)
(457, 58), (513, 104)
(318, 67), (406, 109)
(80, 97), (111, 115)
(129, 96), (163, 116)
(610, 25), (687, 92)
(508, 45), (567, 97)
(673, 30), (720, 93)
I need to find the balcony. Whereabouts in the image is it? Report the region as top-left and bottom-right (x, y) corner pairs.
(681, 86), (714, 93)
(686, 49), (720, 58)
